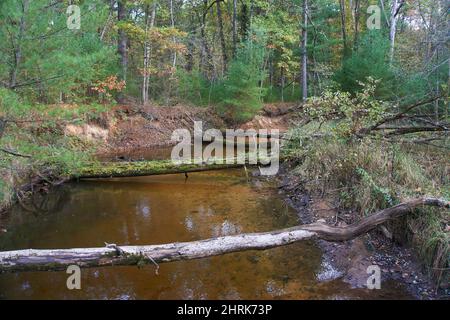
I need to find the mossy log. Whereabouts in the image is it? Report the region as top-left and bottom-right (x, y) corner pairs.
(0, 197), (447, 272)
(75, 159), (250, 179)
(74, 154), (280, 179)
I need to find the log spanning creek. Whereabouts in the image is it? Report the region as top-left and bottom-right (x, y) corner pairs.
(0, 149), (414, 299)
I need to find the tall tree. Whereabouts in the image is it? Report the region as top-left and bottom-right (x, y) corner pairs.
(353, 0), (361, 49)
(185, 0), (195, 72)
(389, 0), (405, 64)
(232, 0), (238, 58)
(9, 0), (28, 89)
(142, 2), (157, 104)
(300, 0), (308, 101)
(200, 0), (214, 78)
(216, 0), (227, 74)
(339, 0), (348, 55)
(169, 0), (176, 67)
(117, 0), (129, 83)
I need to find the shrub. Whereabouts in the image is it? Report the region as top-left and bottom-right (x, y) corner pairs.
(303, 77), (389, 138)
(333, 31), (395, 99)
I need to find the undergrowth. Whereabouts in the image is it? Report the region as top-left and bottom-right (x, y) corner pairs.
(0, 89), (107, 212)
(284, 125), (449, 288)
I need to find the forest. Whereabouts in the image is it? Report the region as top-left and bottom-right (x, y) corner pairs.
(0, 0), (448, 300)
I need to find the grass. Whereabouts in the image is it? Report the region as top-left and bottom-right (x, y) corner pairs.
(283, 122), (449, 288)
(0, 100), (108, 213)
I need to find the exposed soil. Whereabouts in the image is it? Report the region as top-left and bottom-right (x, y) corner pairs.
(278, 163), (442, 300)
(64, 102), (296, 159)
(107, 104), (226, 150)
(3, 102), (296, 215)
(240, 103), (298, 132)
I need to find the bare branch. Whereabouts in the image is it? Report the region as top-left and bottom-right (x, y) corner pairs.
(0, 147), (31, 158)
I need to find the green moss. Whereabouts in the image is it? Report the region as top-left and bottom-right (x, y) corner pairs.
(74, 159), (248, 179)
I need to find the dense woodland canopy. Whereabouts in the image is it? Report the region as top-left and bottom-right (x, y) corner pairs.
(0, 0), (448, 118)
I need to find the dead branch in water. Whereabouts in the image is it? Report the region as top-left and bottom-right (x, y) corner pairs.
(0, 197), (447, 272)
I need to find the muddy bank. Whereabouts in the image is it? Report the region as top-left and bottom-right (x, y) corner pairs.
(277, 163), (442, 300)
(62, 104), (225, 155)
(107, 104), (226, 151)
(64, 103), (296, 158)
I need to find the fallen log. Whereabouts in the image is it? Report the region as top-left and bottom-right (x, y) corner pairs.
(75, 159), (245, 179)
(0, 197), (447, 272)
(75, 156), (278, 179)
(359, 95), (442, 135)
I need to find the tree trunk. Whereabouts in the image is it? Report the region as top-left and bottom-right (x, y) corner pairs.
(185, 0), (195, 72)
(0, 198), (447, 272)
(117, 0), (129, 92)
(339, 0), (348, 55)
(353, 0), (361, 49)
(200, 0), (214, 78)
(300, 0), (308, 102)
(100, 0), (114, 41)
(169, 0), (177, 68)
(216, 0), (228, 74)
(142, 3), (157, 104)
(75, 159), (247, 179)
(9, 0), (29, 89)
(379, 0), (390, 29)
(389, 0), (404, 64)
(232, 0), (238, 58)
(142, 5), (150, 104)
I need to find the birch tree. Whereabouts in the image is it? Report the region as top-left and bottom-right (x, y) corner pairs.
(389, 0), (405, 64)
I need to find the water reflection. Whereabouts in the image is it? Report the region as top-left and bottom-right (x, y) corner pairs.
(0, 169), (413, 299)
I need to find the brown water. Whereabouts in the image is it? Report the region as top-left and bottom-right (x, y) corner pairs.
(0, 169), (412, 299)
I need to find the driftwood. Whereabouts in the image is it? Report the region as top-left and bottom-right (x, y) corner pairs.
(0, 197), (447, 272)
